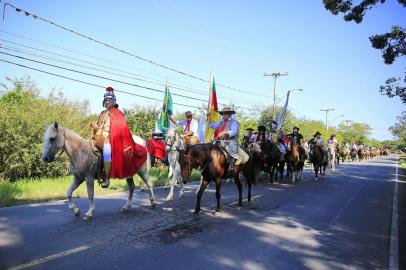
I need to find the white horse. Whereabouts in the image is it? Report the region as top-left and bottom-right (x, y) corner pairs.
(164, 129), (185, 201)
(41, 122), (157, 220)
(327, 143), (337, 172)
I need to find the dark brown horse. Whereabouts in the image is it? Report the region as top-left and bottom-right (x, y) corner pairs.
(286, 138), (305, 183)
(258, 141), (284, 184)
(357, 148), (364, 161)
(180, 143), (261, 215)
(311, 145), (327, 180)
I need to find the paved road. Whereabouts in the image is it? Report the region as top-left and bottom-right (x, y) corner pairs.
(0, 156), (401, 270)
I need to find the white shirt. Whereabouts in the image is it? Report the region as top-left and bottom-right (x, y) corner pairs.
(176, 119), (198, 137)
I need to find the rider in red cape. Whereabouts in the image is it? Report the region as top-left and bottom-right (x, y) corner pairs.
(92, 86), (146, 187)
(109, 108), (147, 178)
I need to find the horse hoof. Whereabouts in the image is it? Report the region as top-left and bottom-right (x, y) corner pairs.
(166, 195), (173, 201)
(214, 211), (221, 216)
(248, 202), (254, 209)
(83, 214), (92, 221)
(121, 206), (130, 213)
(315, 177), (318, 181)
(151, 201), (157, 209)
(72, 207), (80, 217)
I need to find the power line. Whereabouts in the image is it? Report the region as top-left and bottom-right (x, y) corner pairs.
(0, 36), (266, 107)
(0, 30), (210, 91)
(0, 51), (258, 111)
(0, 58), (203, 109)
(2, 5), (272, 98)
(0, 50), (211, 103)
(0, 42), (262, 109)
(0, 38), (210, 95)
(0, 44), (210, 98)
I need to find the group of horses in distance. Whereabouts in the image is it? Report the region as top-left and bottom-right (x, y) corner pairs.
(41, 123), (389, 220)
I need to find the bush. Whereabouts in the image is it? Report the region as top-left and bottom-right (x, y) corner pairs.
(0, 77), (92, 181)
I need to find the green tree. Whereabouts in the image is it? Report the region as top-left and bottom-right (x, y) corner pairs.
(258, 105), (296, 134)
(125, 105), (160, 139)
(0, 77), (91, 181)
(389, 111), (406, 140)
(323, 0), (406, 64)
(323, 0), (406, 103)
(379, 70), (406, 104)
(337, 122), (372, 144)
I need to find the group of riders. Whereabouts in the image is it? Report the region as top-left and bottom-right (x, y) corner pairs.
(91, 86), (388, 188)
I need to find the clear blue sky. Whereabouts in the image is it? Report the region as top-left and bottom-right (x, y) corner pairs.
(0, 0), (405, 140)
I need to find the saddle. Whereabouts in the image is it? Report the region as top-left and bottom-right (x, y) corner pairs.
(182, 135), (199, 146)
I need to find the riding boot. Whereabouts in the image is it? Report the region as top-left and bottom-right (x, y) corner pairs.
(228, 157), (235, 172)
(101, 162), (111, 188)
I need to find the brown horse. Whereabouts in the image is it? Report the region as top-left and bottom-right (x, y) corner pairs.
(311, 145), (327, 180)
(286, 138), (305, 183)
(180, 143), (261, 215)
(259, 141), (284, 184)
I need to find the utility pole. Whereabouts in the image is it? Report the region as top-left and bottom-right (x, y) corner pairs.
(320, 108), (335, 131)
(263, 72), (288, 118)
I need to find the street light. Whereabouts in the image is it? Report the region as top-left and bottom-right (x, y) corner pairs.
(289, 88), (303, 94)
(328, 114), (344, 127)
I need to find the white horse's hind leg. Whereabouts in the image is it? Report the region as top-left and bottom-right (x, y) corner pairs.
(166, 167), (175, 201)
(174, 162), (184, 197)
(67, 176), (82, 217)
(122, 178), (135, 212)
(83, 177), (96, 220)
(138, 162), (157, 208)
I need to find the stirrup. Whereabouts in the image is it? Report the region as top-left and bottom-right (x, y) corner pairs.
(100, 179), (110, 188)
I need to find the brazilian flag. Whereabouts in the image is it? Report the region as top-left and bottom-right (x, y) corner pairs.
(157, 84), (172, 135)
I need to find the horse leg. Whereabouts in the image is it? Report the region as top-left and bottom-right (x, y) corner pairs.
(166, 164), (175, 201)
(121, 177), (135, 213)
(247, 181), (253, 208)
(175, 162), (185, 197)
(83, 176), (96, 220)
(67, 176), (83, 217)
(138, 162), (157, 208)
(269, 164), (274, 184)
(194, 178), (209, 215)
(233, 169), (243, 208)
(314, 164), (319, 180)
(215, 178), (223, 214)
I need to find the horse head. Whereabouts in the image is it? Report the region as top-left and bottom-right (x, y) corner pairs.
(42, 122), (65, 162)
(248, 142), (261, 157)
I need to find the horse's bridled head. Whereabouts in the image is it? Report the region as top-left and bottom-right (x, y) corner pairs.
(41, 123), (63, 163)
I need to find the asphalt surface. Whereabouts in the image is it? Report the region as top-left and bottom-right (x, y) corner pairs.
(0, 155), (402, 270)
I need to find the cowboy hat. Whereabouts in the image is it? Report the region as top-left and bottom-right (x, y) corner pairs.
(293, 126), (300, 130)
(313, 131), (322, 136)
(330, 133), (335, 137)
(246, 127), (254, 131)
(219, 106), (236, 115)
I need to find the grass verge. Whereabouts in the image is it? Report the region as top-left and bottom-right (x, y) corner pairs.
(400, 154), (406, 170)
(0, 168), (201, 208)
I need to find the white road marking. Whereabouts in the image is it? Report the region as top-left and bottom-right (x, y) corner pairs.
(389, 156), (399, 270)
(6, 245), (91, 270)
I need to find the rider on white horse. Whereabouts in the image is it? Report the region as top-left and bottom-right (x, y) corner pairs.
(169, 111), (199, 145)
(328, 134), (338, 148)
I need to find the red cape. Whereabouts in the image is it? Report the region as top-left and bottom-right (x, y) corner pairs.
(146, 139), (166, 160)
(107, 108), (147, 179)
